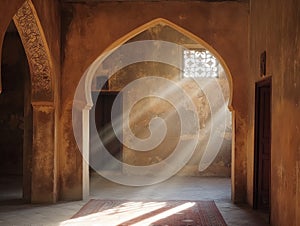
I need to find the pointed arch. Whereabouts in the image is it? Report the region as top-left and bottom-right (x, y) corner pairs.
(1, 0), (57, 203)
(93, 18), (233, 111)
(13, 0), (53, 102)
(75, 18), (235, 199)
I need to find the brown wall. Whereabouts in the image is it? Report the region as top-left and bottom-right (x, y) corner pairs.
(249, 0), (300, 225)
(61, 1), (249, 201)
(103, 24), (232, 177)
(30, 0), (61, 203)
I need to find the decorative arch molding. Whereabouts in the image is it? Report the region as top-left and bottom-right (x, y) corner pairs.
(13, 0), (53, 102)
(86, 18), (234, 111)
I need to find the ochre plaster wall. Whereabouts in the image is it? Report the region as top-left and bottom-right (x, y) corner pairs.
(100, 24), (232, 177)
(30, 0), (61, 204)
(249, 0), (300, 225)
(61, 1), (249, 202)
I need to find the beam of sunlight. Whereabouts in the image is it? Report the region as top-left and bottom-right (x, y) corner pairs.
(198, 102), (228, 171)
(99, 77), (193, 138)
(89, 76), (230, 179)
(116, 80), (228, 148)
(60, 201), (166, 226)
(131, 202), (196, 226)
(91, 77), (215, 147)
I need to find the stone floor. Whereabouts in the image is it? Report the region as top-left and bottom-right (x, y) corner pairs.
(0, 175), (269, 225)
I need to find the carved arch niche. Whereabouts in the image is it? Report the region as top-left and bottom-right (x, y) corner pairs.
(7, 0), (57, 203)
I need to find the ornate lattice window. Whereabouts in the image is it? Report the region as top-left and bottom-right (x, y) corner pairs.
(183, 49), (219, 78)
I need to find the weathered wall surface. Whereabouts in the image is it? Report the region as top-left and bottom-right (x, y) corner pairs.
(31, 0), (61, 203)
(249, 0), (300, 225)
(111, 68), (231, 177)
(61, 1), (249, 201)
(28, 0), (61, 203)
(31, 0), (61, 70)
(100, 25), (232, 177)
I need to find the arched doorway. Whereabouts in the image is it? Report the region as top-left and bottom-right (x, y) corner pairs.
(73, 18), (234, 198)
(0, 21), (32, 203)
(0, 0), (57, 203)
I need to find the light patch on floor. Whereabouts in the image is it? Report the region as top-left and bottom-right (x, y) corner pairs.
(0, 175), (269, 225)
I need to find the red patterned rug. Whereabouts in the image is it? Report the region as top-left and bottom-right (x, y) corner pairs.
(68, 199), (227, 226)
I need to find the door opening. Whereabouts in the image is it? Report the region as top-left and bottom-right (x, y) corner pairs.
(0, 21), (32, 203)
(254, 77), (271, 212)
(90, 91), (123, 173)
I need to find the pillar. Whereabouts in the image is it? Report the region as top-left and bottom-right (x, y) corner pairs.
(31, 103), (57, 203)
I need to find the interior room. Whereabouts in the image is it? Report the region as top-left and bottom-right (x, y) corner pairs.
(0, 0), (299, 225)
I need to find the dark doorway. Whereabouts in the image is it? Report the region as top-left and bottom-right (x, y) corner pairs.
(254, 78), (271, 212)
(0, 21), (32, 203)
(91, 91), (123, 172)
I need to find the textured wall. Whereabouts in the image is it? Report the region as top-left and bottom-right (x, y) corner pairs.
(104, 25), (232, 177)
(61, 0), (249, 201)
(249, 0), (300, 225)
